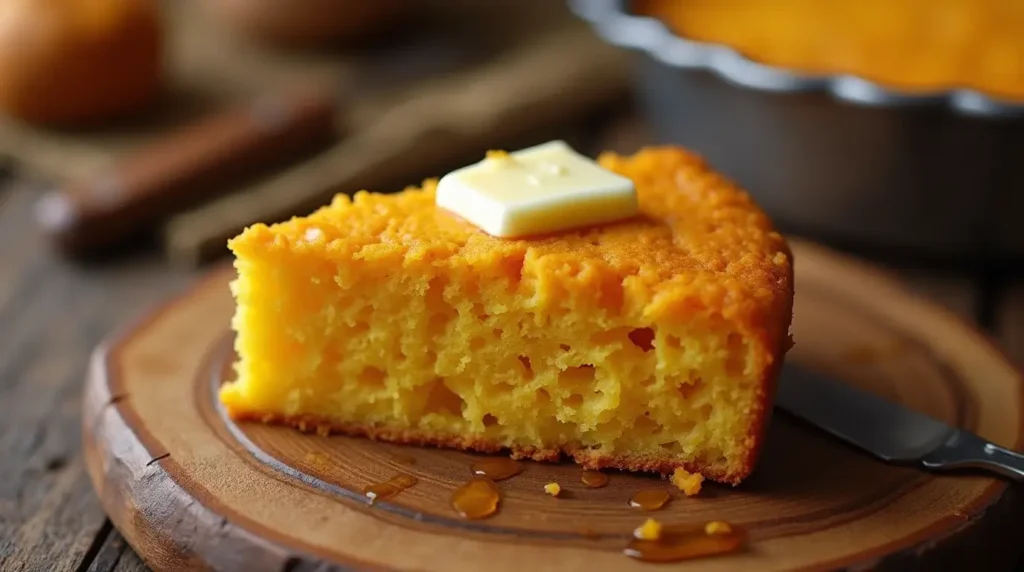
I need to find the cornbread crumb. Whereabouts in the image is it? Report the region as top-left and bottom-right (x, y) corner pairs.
(671, 468), (704, 496)
(544, 482), (561, 497)
(705, 521), (733, 535)
(634, 518), (663, 541)
(485, 149), (510, 160)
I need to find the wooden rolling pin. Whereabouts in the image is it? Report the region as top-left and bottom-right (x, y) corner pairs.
(163, 27), (631, 266)
(34, 86), (338, 257)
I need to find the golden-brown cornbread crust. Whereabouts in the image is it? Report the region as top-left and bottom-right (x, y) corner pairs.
(226, 146), (795, 486)
(230, 146), (792, 334)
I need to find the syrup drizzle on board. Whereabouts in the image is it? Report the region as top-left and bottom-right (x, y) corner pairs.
(359, 456), (740, 563)
(451, 476), (503, 520)
(580, 470), (609, 488)
(629, 490), (671, 511)
(470, 457), (523, 481)
(624, 523), (746, 563)
(364, 474), (418, 503)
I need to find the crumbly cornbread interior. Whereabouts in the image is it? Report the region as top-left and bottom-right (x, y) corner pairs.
(220, 147), (793, 484)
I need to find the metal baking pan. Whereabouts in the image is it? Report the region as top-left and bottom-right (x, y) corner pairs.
(571, 0), (1024, 263)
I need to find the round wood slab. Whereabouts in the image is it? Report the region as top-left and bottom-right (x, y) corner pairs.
(83, 239), (1024, 572)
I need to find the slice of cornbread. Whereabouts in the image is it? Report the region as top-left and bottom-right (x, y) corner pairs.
(220, 146), (793, 485)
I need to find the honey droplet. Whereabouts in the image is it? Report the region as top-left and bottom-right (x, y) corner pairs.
(364, 474), (418, 504)
(580, 470), (609, 488)
(705, 521), (732, 535)
(452, 477), (502, 519)
(629, 490), (672, 510)
(470, 457), (523, 481)
(624, 523), (746, 563)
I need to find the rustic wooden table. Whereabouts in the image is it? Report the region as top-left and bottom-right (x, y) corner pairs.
(1, 109), (1023, 571)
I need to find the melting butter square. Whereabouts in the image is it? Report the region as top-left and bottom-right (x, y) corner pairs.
(435, 140), (638, 238)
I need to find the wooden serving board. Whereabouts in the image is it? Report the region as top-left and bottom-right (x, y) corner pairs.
(82, 239), (1024, 572)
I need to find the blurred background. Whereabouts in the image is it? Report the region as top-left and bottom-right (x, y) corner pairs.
(0, 0), (1022, 569)
(0, 0), (1020, 269)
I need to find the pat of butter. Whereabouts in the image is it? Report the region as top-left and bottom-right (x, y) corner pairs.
(435, 140), (638, 238)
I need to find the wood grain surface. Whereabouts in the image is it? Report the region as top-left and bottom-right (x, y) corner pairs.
(0, 185), (199, 572)
(78, 239), (1024, 572)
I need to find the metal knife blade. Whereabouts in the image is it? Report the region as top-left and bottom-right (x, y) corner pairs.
(775, 363), (1024, 482)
